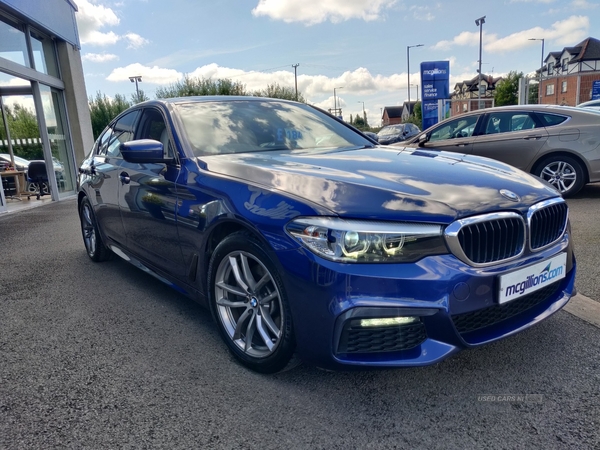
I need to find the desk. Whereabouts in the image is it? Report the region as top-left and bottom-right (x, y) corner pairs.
(0, 170), (30, 200)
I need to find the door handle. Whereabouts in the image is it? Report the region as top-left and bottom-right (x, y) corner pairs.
(454, 143), (467, 147)
(119, 171), (131, 184)
(524, 135), (542, 140)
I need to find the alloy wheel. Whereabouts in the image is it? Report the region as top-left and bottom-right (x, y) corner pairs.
(214, 250), (284, 358)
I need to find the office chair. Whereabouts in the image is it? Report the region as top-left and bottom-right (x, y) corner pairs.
(27, 160), (49, 200)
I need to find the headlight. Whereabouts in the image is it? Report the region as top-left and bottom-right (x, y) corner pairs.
(286, 217), (447, 263)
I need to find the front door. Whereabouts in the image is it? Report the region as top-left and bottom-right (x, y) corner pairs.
(420, 114), (480, 154)
(118, 107), (185, 278)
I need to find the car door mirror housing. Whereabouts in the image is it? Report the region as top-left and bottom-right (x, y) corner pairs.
(120, 139), (173, 164)
(418, 133), (428, 147)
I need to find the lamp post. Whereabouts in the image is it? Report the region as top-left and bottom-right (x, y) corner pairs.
(475, 16), (486, 109)
(358, 101), (365, 123)
(292, 63), (299, 101)
(529, 38), (545, 104)
(129, 75), (142, 98)
(333, 86), (343, 118)
(407, 44), (424, 116)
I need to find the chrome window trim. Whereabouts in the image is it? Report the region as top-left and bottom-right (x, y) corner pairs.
(444, 212), (526, 268)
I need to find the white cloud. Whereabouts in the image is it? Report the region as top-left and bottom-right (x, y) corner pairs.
(124, 33), (149, 49)
(75, 0), (120, 45)
(106, 63), (182, 84)
(83, 52), (119, 63)
(251, 0), (397, 25)
(409, 5), (435, 21)
(570, 0), (598, 8)
(75, 0), (149, 48)
(432, 15), (589, 54)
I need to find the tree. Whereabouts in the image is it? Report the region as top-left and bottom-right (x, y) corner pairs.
(528, 82), (539, 104)
(0, 103), (43, 160)
(155, 75), (247, 98)
(88, 91), (131, 139)
(253, 83), (305, 102)
(404, 102), (422, 128)
(131, 89), (150, 104)
(494, 71), (523, 106)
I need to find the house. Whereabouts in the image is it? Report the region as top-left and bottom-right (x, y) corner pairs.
(538, 37), (600, 106)
(450, 74), (502, 115)
(381, 106), (403, 126)
(400, 101), (417, 122)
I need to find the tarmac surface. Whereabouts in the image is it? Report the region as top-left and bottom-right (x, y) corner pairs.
(0, 194), (598, 449)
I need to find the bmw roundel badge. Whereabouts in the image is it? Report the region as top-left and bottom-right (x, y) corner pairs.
(500, 189), (520, 202)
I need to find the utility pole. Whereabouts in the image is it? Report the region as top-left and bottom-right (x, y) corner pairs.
(292, 63), (299, 101)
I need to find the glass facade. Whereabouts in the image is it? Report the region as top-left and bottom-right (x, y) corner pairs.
(1, 6), (78, 213)
(0, 15), (30, 67)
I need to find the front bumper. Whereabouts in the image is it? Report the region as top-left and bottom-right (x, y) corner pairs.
(277, 233), (575, 370)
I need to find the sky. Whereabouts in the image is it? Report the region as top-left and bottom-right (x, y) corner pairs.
(74, 0), (600, 126)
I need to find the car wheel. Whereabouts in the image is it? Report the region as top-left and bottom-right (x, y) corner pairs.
(534, 155), (585, 197)
(79, 197), (112, 262)
(208, 232), (298, 373)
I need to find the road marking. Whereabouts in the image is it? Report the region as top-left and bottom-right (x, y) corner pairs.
(563, 293), (600, 329)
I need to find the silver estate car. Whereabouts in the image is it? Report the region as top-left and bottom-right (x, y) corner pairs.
(401, 105), (600, 197)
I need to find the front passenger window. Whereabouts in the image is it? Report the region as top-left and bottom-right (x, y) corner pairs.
(429, 115), (478, 142)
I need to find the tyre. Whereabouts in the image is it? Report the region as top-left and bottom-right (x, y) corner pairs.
(79, 197), (112, 262)
(208, 232), (298, 373)
(534, 155), (585, 197)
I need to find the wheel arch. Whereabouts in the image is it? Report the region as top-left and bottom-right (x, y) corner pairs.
(198, 218), (287, 295)
(531, 150), (590, 184)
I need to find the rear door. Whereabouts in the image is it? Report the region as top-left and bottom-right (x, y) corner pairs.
(469, 110), (548, 171)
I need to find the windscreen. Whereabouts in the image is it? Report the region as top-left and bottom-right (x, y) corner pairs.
(173, 100), (373, 156)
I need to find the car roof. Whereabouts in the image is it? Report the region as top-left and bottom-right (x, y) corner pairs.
(135, 96), (297, 108)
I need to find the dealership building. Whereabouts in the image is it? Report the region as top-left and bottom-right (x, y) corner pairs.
(0, 0), (92, 213)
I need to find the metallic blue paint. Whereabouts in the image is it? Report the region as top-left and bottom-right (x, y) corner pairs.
(78, 97), (575, 371)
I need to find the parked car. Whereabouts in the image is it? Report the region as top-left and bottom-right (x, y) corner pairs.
(0, 153), (30, 172)
(362, 131), (379, 142)
(576, 99), (600, 110)
(377, 123), (420, 145)
(401, 105), (600, 197)
(0, 153), (64, 180)
(78, 97), (575, 373)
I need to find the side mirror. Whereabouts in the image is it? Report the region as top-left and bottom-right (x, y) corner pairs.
(120, 139), (173, 164)
(418, 133), (428, 147)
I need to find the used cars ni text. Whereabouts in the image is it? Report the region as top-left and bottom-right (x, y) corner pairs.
(77, 97), (575, 373)
(400, 104), (600, 197)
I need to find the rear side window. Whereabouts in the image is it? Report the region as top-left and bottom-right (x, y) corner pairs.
(483, 112), (539, 135)
(535, 113), (568, 127)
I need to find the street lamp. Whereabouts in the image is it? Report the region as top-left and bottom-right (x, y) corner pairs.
(529, 38), (545, 104)
(333, 86), (343, 117)
(475, 16), (486, 109)
(357, 101), (365, 122)
(129, 75), (142, 97)
(407, 44), (424, 116)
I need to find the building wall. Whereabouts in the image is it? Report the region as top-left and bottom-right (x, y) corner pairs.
(541, 73), (600, 106)
(57, 42), (94, 164)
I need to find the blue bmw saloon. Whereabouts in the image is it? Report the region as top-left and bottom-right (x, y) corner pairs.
(78, 97), (575, 373)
